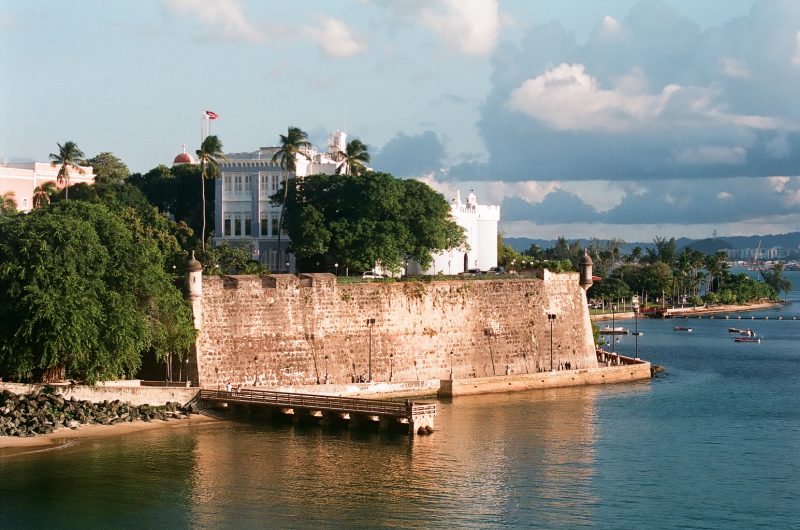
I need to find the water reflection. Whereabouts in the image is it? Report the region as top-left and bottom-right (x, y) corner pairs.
(181, 384), (621, 528)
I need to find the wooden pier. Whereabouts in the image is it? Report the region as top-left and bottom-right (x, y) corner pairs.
(198, 388), (436, 435)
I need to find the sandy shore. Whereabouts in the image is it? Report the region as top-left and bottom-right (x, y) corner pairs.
(0, 413), (218, 456)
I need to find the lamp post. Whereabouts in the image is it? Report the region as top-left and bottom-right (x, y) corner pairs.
(632, 295), (641, 359)
(285, 261), (290, 273)
(449, 350), (454, 380)
(611, 304), (617, 351)
(547, 313), (556, 370)
(324, 355), (329, 383)
(334, 262), (339, 276)
(389, 353), (394, 382)
(366, 318), (376, 382)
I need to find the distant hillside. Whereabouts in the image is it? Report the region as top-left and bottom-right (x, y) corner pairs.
(505, 231), (800, 254)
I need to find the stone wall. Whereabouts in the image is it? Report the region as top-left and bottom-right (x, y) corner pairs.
(194, 271), (597, 389)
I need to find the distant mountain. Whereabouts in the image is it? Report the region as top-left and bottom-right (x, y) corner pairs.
(505, 232), (800, 254)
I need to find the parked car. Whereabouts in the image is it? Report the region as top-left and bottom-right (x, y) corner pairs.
(486, 266), (506, 275)
(458, 268), (483, 276)
(362, 271), (383, 280)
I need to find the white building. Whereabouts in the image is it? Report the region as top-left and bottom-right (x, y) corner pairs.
(408, 190), (500, 275)
(211, 131), (347, 271)
(0, 162), (95, 212)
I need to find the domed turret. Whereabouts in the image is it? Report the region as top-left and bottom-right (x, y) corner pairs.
(579, 249), (593, 290)
(173, 145), (195, 165)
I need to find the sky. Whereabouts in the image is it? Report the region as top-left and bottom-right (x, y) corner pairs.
(2, 0), (800, 243)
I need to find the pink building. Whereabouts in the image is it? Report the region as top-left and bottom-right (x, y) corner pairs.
(0, 162), (95, 212)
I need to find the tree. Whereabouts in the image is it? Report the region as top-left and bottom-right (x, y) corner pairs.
(337, 138), (370, 176)
(646, 236), (677, 267)
(49, 140), (86, 200)
(87, 152), (130, 185)
(196, 135), (224, 252)
(272, 127), (312, 268)
(760, 262), (793, 295)
(1, 191), (17, 215)
(32, 182), (57, 209)
(0, 201), (195, 383)
(276, 172), (465, 272)
(587, 277), (632, 305)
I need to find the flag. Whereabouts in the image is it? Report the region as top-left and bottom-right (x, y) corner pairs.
(204, 110), (219, 120)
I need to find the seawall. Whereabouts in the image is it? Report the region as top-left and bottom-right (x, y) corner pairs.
(194, 271), (598, 389)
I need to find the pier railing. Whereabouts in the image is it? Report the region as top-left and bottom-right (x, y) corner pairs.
(199, 388), (435, 418)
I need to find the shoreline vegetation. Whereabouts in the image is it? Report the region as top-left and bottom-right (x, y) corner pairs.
(591, 301), (779, 321)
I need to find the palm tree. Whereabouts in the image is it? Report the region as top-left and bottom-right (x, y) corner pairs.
(271, 127), (312, 270)
(1, 191), (17, 215)
(336, 138), (370, 176)
(32, 181), (57, 209)
(196, 135), (225, 253)
(49, 141), (85, 200)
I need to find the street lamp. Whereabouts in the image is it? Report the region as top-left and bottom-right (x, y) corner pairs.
(389, 353), (394, 382)
(547, 313), (557, 371)
(449, 350), (454, 380)
(632, 295), (641, 359)
(334, 262), (339, 276)
(285, 261), (290, 273)
(324, 355), (329, 383)
(366, 318), (376, 382)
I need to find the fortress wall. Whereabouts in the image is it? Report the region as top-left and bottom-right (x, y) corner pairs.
(195, 272), (597, 389)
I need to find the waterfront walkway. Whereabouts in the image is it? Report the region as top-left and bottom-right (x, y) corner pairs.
(198, 388), (436, 435)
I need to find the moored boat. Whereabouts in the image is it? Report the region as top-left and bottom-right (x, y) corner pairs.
(599, 327), (629, 335)
(673, 326), (693, 332)
(728, 327), (742, 333)
(739, 329), (755, 336)
(735, 336), (761, 343)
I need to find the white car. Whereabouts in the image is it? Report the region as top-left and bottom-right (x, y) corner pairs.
(362, 271), (382, 280)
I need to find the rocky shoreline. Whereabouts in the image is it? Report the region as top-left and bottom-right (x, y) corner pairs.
(1, 387), (199, 438)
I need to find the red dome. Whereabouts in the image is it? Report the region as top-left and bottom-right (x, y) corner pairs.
(173, 152), (195, 165)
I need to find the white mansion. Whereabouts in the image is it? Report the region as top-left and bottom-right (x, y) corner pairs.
(201, 130), (499, 274)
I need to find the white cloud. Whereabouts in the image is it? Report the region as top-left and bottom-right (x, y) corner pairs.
(420, 0), (499, 55)
(303, 17), (366, 58)
(600, 16), (621, 33)
(0, 13), (19, 30)
(767, 176), (790, 192)
(671, 145), (746, 165)
(721, 57), (751, 79)
(508, 63), (680, 131)
(163, 0), (262, 43)
(508, 63), (786, 134)
(717, 191), (732, 200)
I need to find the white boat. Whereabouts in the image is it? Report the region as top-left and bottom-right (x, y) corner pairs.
(673, 326), (693, 332)
(599, 327), (629, 335)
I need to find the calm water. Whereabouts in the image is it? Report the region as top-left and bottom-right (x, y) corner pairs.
(2, 272), (799, 529)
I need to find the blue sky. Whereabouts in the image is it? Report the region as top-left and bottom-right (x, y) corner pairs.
(2, 0), (799, 242)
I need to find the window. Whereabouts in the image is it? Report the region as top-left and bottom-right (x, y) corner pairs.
(234, 216), (242, 236)
(269, 249), (278, 270)
(244, 214), (252, 236)
(234, 175), (242, 193)
(271, 212), (279, 236)
(260, 216), (268, 237)
(244, 174), (251, 193)
(271, 174), (279, 192)
(223, 175), (231, 192)
(224, 215), (231, 236)
(260, 174), (269, 198)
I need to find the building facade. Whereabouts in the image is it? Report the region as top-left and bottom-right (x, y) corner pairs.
(408, 190), (500, 275)
(212, 131), (347, 271)
(0, 162), (96, 212)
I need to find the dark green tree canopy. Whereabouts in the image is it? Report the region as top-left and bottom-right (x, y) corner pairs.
(275, 172), (465, 272)
(87, 152), (130, 185)
(0, 201), (195, 383)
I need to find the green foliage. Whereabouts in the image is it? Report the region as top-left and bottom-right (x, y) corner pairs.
(49, 140), (86, 201)
(200, 241), (269, 275)
(337, 138), (370, 176)
(87, 152), (129, 185)
(1, 191), (17, 215)
(587, 277), (632, 303)
(714, 273), (777, 303)
(276, 172), (465, 272)
(759, 262), (793, 295)
(0, 201), (195, 383)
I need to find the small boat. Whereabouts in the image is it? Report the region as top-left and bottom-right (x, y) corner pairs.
(599, 327), (629, 335)
(728, 327), (742, 333)
(673, 326), (693, 332)
(735, 336), (761, 343)
(739, 329), (755, 337)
